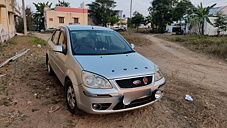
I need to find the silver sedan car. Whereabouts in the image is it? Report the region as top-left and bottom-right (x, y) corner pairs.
(46, 25), (166, 114)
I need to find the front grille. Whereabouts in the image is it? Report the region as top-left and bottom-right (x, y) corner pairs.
(113, 95), (155, 110)
(116, 76), (152, 88)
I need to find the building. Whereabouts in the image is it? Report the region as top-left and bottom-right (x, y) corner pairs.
(0, 0), (20, 44)
(44, 3), (88, 30)
(204, 5), (227, 35)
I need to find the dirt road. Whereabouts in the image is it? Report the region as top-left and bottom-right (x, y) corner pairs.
(0, 33), (226, 128)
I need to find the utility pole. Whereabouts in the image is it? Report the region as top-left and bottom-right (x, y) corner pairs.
(130, 0), (132, 28)
(22, 0), (27, 35)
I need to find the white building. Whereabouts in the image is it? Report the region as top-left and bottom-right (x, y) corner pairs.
(204, 5), (227, 35)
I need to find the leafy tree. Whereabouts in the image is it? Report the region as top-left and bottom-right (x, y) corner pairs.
(33, 2), (52, 30)
(172, 0), (194, 21)
(172, 0), (195, 33)
(213, 12), (227, 36)
(131, 11), (144, 32)
(107, 16), (119, 26)
(193, 3), (216, 35)
(148, 0), (174, 33)
(16, 7), (35, 33)
(87, 0), (118, 27)
(55, 0), (70, 7)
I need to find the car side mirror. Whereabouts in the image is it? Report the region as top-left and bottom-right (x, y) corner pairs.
(53, 45), (64, 53)
(130, 43), (135, 49)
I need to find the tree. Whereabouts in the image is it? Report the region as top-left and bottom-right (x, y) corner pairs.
(213, 12), (227, 36)
(172, 0), (195, 34)
(148, 0), (174, 33)
(172, 0), (194, 21)
(16, 7), (35, 33)
(193, 3), (216, 35)
(107, 16), (119, 26)
(131, 11), (144, 32)
(55, 0), (70, 7)
(87, 0), (118, 27)
(33, 2), (52, 30)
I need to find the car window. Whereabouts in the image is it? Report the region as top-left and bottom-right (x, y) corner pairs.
(58, 31), (66, 49)
(52, 30), (61, 44)
(70, 30), (134, 55)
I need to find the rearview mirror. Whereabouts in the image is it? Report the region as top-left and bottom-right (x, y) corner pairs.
(130, 43), (135, 49)
(53, 45), (63, 53)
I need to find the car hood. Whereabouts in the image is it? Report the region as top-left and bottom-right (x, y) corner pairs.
(74, 53), (155, 79)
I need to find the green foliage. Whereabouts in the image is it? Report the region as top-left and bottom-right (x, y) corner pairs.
(87, 0), (118, 26)
(131, 11), (144, 32)
(16, 7), (35, 33)
(33, 2), (52, 30)
(193, 3), (216, 35)
(213, 12), (227, 33)
(148, 0), (174, 33)
(55, 0), (70, 7)
(107, 16), (119, 26)
(27, 36), (47, 45)
(172, 0), (195, 21)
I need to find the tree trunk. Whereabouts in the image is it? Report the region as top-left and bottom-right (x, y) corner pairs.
(201, 22), (204, 35)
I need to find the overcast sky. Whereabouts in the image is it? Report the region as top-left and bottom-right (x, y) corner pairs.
(19, 0), (227, 17)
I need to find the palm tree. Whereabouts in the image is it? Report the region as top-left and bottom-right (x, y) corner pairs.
(194, 3), (216, 35)
(33, 2), (52, 30)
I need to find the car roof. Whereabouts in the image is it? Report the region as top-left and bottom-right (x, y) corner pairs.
(61, 25), (114, 31)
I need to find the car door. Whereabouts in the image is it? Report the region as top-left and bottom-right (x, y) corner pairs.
(54, 28), (68, 83)
(48, 29), (61, 75)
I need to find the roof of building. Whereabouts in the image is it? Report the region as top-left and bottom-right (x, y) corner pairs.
(53, 6), (88, 13)
(209, 5), (227, 15)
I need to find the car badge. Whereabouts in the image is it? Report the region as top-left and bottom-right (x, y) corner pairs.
(143, 77), (148, 84)
(133, 80), (141, 85)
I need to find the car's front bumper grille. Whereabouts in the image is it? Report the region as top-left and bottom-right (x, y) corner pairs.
(115, 76), (152, 88)
(113, 95), (156, 110)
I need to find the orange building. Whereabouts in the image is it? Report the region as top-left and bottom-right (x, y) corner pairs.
(44, 3), (88, 30)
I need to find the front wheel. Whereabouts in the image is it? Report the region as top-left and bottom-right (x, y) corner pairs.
(65, 80), (79, 114)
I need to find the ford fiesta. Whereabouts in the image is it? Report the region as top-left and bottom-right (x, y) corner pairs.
(46, 25), (166, 114)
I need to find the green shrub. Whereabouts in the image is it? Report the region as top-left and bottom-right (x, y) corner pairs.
(27, 36), (46, 45)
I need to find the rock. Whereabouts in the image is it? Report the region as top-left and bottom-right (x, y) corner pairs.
(27, 101), (32, 105)
(37, 44), (41, 48)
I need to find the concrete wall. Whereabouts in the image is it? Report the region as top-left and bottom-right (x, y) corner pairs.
(204, 17), (227, 36)
(0, 0), (18, 44)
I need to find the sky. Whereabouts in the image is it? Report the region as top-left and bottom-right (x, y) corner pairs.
(18, 0), (227, 17)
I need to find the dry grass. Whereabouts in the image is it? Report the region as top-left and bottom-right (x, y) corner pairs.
(119, 32), (152, 46)
(156, 34), (227, 59)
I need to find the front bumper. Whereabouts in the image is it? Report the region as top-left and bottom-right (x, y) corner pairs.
(75, 77), (166, 114)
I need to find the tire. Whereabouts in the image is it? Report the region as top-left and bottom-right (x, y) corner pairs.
(65, 80), (79, 114)
(46, 56), (54, 75)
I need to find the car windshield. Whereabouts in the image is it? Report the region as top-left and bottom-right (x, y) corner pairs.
(70, 30), (134, 55)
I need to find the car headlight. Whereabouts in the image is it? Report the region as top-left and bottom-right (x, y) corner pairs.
(154, 64), (164, 82)
(82, 71), (112, 89)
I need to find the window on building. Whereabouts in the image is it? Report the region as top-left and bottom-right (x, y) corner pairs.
(8, 12), (11, 24)
(49, 18), (53, 21)
(74, 18), (79, 24)
(59, 17), (64, 23)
